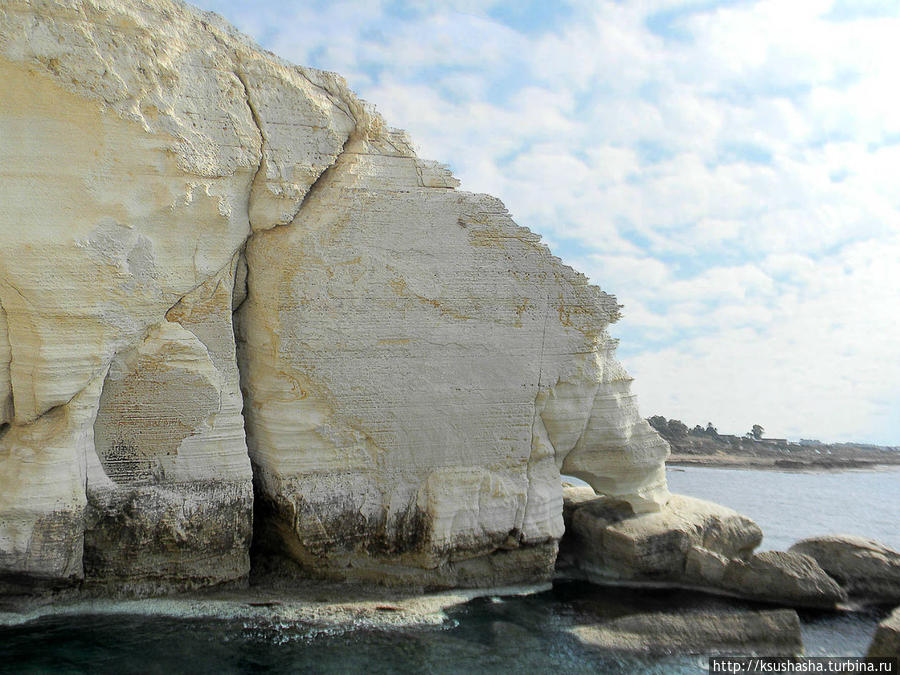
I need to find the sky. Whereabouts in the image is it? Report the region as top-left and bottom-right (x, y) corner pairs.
(192, 0), (900, 444)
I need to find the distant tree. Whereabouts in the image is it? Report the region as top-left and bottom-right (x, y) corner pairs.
(647, 416), (668, 434)
(667, 419), (688, 440)
(750, 424), (764, 440)
(691, 425), (705, 435)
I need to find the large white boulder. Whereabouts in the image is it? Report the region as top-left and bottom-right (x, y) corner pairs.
(561, 487), (849, 608)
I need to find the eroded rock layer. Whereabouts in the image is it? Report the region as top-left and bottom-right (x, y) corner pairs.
(84, 260), (253, 591)
(0, 0), (669, 591)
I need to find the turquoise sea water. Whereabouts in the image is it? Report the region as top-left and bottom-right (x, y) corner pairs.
(0, 585), (889, 674)
(0, 588), (712, 675)
(1, 467), (896, 674)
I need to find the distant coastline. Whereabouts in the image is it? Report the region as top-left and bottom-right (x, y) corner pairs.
(648, 416), (900, 472)
(667, 454), (900, 472)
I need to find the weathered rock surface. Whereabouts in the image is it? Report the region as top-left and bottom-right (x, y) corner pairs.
(867, 606), (900, 658)
(0, 0), (276, 590)
(237, 120), (669, 585)
(560, 488), (847, 608)
(789, 535), (900, 604)
(84, 260), (253, 591)
(559, 488), (761, 583)
(569, 608), (802, 656)
(0, 0), (672, 591)
(0, 373), (106, 588)
(720, 551), (846, 609)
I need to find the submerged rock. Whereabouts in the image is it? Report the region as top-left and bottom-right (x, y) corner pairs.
(867, 606), (900, 658)
(789, 535), (900, 604)
(569, 608), (802, 656)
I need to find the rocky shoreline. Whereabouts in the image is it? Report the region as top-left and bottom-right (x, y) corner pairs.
(668, 455), (900, 472)
(3, 485), (898, 659)
(1, 0), (897, 663)
(1, 575), (893, 659)
(0, 577), (549, 631)
(556, 486), (900, 656)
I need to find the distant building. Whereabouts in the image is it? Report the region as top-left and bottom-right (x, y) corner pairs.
(798, 439), (821, 446)
(762, 438), (788, 447)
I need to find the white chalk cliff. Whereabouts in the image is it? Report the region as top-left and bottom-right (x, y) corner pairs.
(0, 0), (670, 592)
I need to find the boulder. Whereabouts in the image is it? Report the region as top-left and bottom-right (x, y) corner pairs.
(867, 606), (900, 658)
(561, 489), (846, 609)
(569, 608), (802, 656)
(789, 535), (900, 604)
(720, 551), (847, 609)
(684, 546), (730, 586)
(559, 489), (762, 583)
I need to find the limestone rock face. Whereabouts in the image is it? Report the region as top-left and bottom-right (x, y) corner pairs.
(0, 0), (343, 590)
(236, 124), (668, 585)
(789, 535), (900, 604)
(84, 260), (253, 591)
(0, 0), (671, 591)
(0, 374), (106, 588)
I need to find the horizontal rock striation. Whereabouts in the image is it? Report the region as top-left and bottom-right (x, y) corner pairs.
(0, 0), (671, 592)
(237, 123), (669, 585)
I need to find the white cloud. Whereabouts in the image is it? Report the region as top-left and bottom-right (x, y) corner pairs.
(626, 234), (900, 442)
(193, 0), (900, 443)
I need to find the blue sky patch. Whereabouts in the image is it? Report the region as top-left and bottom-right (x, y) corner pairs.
(486, 0), (576, 35)
(189, 0), (900, 444)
